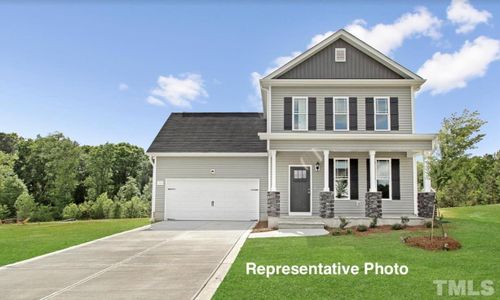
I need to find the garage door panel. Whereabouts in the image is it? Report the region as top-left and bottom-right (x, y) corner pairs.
(165, 178), (259, 220)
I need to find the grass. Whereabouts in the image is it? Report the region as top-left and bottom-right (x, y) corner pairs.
(215, 205), (500, 299)
(0, 218), (150, 266)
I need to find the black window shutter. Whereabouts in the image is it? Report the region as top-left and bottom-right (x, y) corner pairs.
(325, 97), (333, 131)
(284, 97), (292, 130)
(366, 158), (370, 192)
(349, 97), (357, 131)
(365, 97), (374, 131)
(391, 159), (401, 200)
(329, 159), (334, 191)
(350, 159), (358, 200)
(390, 97), (399, 131)
(308, 97), (316, 130)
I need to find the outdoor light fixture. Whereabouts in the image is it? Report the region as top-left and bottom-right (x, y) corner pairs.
(315, 162), (320, 172)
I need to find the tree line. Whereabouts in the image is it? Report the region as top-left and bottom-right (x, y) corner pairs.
(0, 133), (152, 222)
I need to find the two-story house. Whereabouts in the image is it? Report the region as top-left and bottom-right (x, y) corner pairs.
(147, 29), (437, 228)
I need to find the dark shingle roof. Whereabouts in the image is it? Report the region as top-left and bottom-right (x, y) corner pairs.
(147, 113), (267, 153)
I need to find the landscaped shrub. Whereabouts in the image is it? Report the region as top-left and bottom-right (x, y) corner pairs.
(331, 229), (341, 236)
(339, 217), (350, 230)
(78, 201), (93, 219)
(121, 196), (149, 218)
(369, 216), (378, 228)
(107, 201), (123, 219)
(14, 192), (36, 221)
(357, 225), (368, 232)
(31, 205), (55, 222)
(425, 221), (436, 228)
(0, 204), (9, 220)
(346, 229), (353, 235)
(401, 216), (410, 228)
(91, 193), (114, 219)
(62, 203), (80, 219)
(392, 223), (403, 230)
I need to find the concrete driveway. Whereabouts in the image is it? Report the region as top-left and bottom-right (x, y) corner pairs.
(0, 221), (253, 300)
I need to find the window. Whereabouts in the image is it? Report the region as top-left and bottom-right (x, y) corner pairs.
(376, 159), (391, 199)
(292, 97), (308, 131)
(335, 48), (346, 62)
(334, 97), (349, 130)
(334, 159), (349, 199)
(294, 169), (307, 179)
(375, 97), (390, 131)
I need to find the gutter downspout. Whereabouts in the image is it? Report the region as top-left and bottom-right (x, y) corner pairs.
(261, 86), (272, 191)
(148, 155), (157, 221)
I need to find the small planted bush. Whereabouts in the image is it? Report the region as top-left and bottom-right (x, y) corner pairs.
(62, 203), (80, 219)
(425, 221), (435, 228)
(78, 201), (93, 219)
(14, 192), (36, 221)
(392, 223), (403, 230)
(357, 225), (368, 232)
(369, 216), (378, 228)
(339, 217), (350, 230)
(346, 229), (353, 235)
(331, 229), (341, 236)
(401, 216), (410, 228)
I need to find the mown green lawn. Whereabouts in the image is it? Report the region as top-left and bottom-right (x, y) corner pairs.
(215, 205), (500, 299)
(0, 218), (150, 266)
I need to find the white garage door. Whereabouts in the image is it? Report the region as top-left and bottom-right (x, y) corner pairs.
(165, 178), (259, 221)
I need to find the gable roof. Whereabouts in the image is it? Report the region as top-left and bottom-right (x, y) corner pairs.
(263, 29), (423, 81)
(147, 113), (267, 153)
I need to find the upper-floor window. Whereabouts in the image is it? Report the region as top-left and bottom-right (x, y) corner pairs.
(293, 96), (308, 131)
(375, 97), (390, 131)
(334, 97), (348, 131)
(376, 159), (391, 199)
(334, 158), (350, 199)
(335, 48), (346, 62)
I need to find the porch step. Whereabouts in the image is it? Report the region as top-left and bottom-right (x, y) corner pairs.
(278, 220), (325, 230)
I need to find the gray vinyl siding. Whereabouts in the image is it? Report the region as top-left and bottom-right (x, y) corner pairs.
(270, 140), (433, 152)
(277, 38), (406, 79)
(154, 156), (268, 221)
(271, 86), (412, 133)
(275, 151), (415, 217)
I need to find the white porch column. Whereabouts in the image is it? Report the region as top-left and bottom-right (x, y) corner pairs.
(267, 151), (271, 190)
(423, 150), (432, 192)
(323, 150), (329, 191)
(271, 150), (277, 191)
(369, 150), (376, 192)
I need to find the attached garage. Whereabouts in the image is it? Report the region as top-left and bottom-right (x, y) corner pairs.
(164, 178), (260, 221)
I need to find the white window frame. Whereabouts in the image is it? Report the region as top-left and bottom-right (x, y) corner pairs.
(334, 158), (350, 200)
(333, 97), (349, 131)
(292, 96), (308, 131)
(374, 96), (390, 131)
(335, 48), (346, 62)
(375, 158), (392, 200)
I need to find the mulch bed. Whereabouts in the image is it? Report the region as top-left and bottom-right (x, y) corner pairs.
(326, 225), (429, 236)
(405, 236), (461, 251)
(252, 221), (277, 233)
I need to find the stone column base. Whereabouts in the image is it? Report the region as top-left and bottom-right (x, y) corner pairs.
(267, 191), (280, 218)
(418, 192), (436, 218)
(319, 191), (335, 218)
(365, 191), (382, 217)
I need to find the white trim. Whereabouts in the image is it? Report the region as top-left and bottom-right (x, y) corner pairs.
(267, 151), (271, 191)
(288, 165), (313, 216)
(262, 29), (424, 81)
(147, 152), (268, 157)
(335, 48), (346, 62)
(271, 150), (277, 191)
(151, 156), (157, 219)
(374, 96), (390, 131)
(292, 96), (308, 131)
(423, 150), (432, 192)
(258, 132), (437, 142)
(323, 150), (329, 192)
(412, 153), (418, 215)
(333, 97), (349, 131)
(375, 158), (392, 200)
(369, 150), (376, 192)
(411, 86), (415, 134)
(260, 79), (425, 87)
(333, 158), (350, 200)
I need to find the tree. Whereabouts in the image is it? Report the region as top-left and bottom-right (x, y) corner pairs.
(111, 143), (150, 195)
(0, 152), (28, 217)
(14, 192), (36, 221)
(117, 177), (141, 201)
(84, 144), (114, 201)
(0, 132), (22, 154)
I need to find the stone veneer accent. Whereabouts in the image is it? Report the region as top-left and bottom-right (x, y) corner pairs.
(418, 192), (436, 218)
(365, 191), (382, 217)
(319, 192), (335, 218)
(267, 191), (280, 217)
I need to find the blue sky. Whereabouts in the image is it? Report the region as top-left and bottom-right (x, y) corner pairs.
(0, 1), (499, 154)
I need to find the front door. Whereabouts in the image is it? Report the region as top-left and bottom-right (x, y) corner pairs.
(290, 166), (311, 214)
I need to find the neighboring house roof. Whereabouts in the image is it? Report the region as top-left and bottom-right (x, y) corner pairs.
(263, 29), (424, 81)
(147, 113), (267, 153)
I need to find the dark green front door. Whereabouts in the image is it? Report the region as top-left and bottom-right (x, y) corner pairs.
(290, 166), (311, 213)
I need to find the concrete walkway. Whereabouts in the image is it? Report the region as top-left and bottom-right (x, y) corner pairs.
(0, 221), (253, 300)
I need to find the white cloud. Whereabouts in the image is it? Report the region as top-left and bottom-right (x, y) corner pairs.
(344, 7), (442, 55)
(148, 73), (208, 108)
(418, 36), (500, 95)
(146, 96), (165, 106)
(118, 83), (129, 91)
(447, 0), (492, 34)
